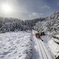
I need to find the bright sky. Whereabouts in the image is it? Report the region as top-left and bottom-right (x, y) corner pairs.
(0, 0), (59, 20)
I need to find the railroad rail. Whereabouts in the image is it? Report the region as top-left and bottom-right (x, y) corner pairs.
(32, 33), (55, 59)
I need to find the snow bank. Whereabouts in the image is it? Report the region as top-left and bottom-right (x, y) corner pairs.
(41, 35), (58, 58)
(48, 38), (59, 57)
(0, 31), (32, 59)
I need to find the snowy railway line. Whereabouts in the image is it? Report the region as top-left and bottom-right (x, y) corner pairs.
(32, 32), (55, 59)
(0, 31), (57, 59)
(36, 38), (55, 59)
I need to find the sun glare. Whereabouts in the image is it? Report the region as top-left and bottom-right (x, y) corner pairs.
(2, 4), (12, 13)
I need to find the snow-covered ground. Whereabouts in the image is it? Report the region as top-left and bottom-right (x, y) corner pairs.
(41, 35), (59, 58)
(48, 39), (59, 57)
(0, 31), (32, 59)
(31, 30), (55, 59)
(0, 30), (59, 59)
(31, 35), (40, 59)
(31, 34), (55, 59)
(47, 35), (59, 58)
(32, 31), (59, 59)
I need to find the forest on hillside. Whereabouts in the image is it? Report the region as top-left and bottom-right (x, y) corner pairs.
(0, 11), (59, 35)
(0, 17), (45, 32)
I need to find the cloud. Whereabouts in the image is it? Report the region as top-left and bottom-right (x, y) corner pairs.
(57, 0), (59, 6)
(41, 5), (50, 9)
(29, 12), (43, 19)
(57, 3), (59, 6)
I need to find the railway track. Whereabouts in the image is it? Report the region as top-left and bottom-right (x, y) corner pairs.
(33, 36), (55, 59)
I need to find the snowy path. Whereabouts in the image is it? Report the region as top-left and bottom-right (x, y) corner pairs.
(32, 34), (55, 59)
(31, 36), (40, 59)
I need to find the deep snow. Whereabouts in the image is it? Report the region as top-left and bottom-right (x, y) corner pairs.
(0, 31), (32, 59)
(0, 30), (59, 59)
(41, 35), (59, 58)
(31, 31), (55, 59)
(47, 35), (59, 57)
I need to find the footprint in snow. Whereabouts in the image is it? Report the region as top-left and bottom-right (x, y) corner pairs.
(16, 40), (20, 44)
(3, 51), (10, 55)
(19, 55), (22, 57)
(0, 55), (4, 58)
(13, 51), (17, 54)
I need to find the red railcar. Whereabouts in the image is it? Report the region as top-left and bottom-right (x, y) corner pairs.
(35, 33), (40, 38)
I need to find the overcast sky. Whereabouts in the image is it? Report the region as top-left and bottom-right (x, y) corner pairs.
(0, 0), (59, 20)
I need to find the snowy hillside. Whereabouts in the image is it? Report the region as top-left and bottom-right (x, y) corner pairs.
(0, 17), (45, 32)
(34, 11), (59, 35)
(0, 31), (32, 59)
(34, 12), (59, 58)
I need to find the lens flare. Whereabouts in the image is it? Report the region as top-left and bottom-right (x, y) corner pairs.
(2, 4), (12, 13)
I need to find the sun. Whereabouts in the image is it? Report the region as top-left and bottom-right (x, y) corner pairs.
(2, 4), (12, 13)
